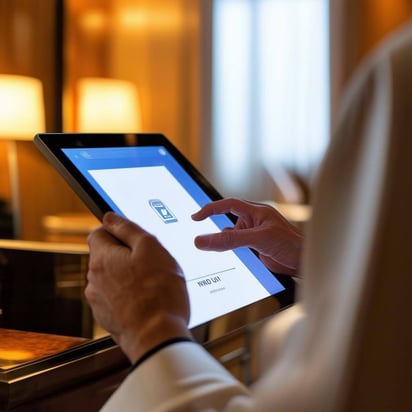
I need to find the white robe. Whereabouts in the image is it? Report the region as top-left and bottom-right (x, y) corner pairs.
(101, 20), (412, 412)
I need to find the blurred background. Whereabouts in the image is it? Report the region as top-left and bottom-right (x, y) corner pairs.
(0, 0), (412, 242)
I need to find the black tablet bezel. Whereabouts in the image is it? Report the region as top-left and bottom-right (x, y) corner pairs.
(34, 132), (295, 340)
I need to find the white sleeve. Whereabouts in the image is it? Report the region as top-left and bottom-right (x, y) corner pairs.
(101, 341), (254, 412)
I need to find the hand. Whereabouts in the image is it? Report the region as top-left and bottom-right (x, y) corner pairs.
(85, 212), (191, 364)
(192, 198), (303, 276)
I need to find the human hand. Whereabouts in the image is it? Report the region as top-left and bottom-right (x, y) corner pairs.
(192, 198), (303, 276)
(85, 212), (191, 364)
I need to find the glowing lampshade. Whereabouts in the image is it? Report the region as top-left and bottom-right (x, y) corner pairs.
(77, 77), (142, 132)
(0, 74), (45, 139)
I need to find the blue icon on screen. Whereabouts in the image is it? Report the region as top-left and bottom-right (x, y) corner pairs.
(149, 199), (178, 223)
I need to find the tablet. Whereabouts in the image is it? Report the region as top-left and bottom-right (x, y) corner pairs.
(34, 133), (295, 332)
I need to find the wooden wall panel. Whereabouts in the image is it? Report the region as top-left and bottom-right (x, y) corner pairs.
(358, 0), (412, 61)
(65, 0), (202, 165)
(0, 142), (10, 202)
(0, 0), (62, 132)
(109, 0), (202, 162)
(331, 0), (412, 119)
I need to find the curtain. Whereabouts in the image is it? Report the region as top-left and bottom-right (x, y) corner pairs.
(210, 0), (330, 202)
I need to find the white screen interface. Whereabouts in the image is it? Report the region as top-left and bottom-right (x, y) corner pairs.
(62, 146), (285, 328)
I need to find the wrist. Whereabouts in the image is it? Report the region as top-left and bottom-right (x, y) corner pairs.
(130, 337), (194, 371)
(117, 314), (192, 364)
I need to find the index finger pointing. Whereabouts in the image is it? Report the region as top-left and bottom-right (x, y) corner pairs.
(192, 198), (251, 221)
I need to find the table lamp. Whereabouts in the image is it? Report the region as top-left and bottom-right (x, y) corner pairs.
(0, 74), (45, 139)
(0, 74), (45, 237)
(77, 77), (141, 132)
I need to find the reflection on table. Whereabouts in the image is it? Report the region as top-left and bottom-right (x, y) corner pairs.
(0, 328), (88, 370)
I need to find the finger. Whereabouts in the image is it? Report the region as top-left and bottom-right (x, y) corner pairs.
(87, 225), (117, 251)
(87, 226), (117, 280)
(192, 198), (251, 221)
(102, 212), (146, 248)
(194, 227), (257, 251)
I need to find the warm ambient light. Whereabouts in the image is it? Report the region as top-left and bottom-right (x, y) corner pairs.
(77, 77), (142, 132)
(0, 74), (45, 238)
(0, 74), (45, 139)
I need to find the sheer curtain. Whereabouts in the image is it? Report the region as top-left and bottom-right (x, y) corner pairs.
(210, 0), (330, 202)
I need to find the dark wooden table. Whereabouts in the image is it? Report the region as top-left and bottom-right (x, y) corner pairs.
(0, 331), (129, 411)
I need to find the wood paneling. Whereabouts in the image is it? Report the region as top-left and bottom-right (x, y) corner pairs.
(358, 0), (412, 61)
(66, 0), (202, 164)
(0, 143), (10, 202)
(331, 0), (412, 115)
(0, 0), (62, 132)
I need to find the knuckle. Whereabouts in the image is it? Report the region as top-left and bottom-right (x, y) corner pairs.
(88, 255), (102, 273)
(136, 231), (161, 252)
(220, 230), (234, 246)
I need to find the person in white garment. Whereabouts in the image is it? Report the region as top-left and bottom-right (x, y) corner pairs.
(85, 20), (412, 412)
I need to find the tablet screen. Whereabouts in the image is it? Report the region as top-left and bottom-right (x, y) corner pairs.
(34, 133), (293, 330)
